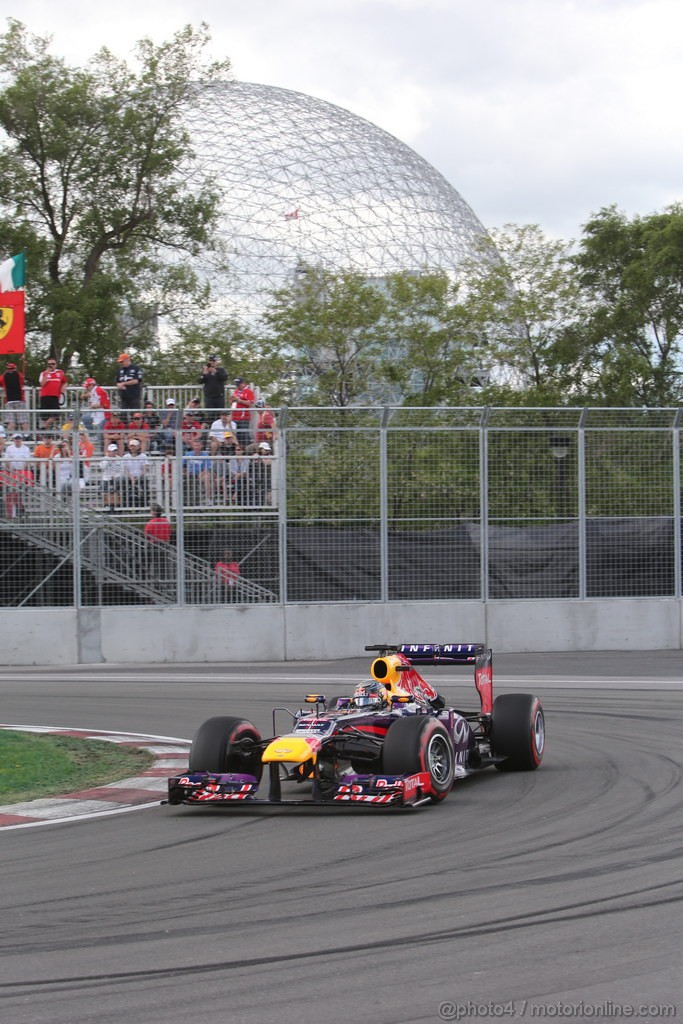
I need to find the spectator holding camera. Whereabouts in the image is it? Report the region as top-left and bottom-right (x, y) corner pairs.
(199, 355), (228, 410)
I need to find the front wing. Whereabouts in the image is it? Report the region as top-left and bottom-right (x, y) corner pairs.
(166, 769), (438, 808)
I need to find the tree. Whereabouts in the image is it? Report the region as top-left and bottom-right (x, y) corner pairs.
(380, 270), (480, 405)
(149, 315), (289, 396)
(573, 204), (683, 406)
(0, 20), (229, 378)
(460, 224), (593, 404)
(262, 264), (389, 406)
(261, 265), (487, 407)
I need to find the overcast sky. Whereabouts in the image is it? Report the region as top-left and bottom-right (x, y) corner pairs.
(7, 0), (682, 240)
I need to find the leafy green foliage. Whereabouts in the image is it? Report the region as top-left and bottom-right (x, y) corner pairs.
(0, 20), (229, 376)
(459, 224), (592, 403)
(573, 204), (683, 405)
(263, 265), (390, 406)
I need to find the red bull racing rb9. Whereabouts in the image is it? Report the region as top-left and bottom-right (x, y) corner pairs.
(166, 642), (546, 809)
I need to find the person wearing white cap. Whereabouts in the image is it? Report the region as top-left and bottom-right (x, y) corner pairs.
(158, 397), (180, 447)
(250, 440), (273, 506)
(100, 443), (123, 511)
(3, 433), (33, 517)
(5, 433), (32, 470)
(122, 437), (149, 507)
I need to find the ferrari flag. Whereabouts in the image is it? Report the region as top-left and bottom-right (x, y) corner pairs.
(0, 291), (25, 355)
(0, 252), (26, 291)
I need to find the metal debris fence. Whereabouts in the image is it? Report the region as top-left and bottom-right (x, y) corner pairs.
(1, 405), (681, 607)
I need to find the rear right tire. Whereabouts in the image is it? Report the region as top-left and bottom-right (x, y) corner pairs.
(491, 694), (545, 771)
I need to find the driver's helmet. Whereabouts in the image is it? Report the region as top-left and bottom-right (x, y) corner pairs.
(350, 680), (388, 710)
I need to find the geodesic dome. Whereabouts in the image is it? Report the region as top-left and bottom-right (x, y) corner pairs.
(185, 81), (488, 325)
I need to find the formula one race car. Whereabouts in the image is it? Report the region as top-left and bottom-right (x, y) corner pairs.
(166, 642), (545, 809)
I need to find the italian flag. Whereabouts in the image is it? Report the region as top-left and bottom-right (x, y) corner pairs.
(0, 252), (26, 355)
(0, 252), (26, 291)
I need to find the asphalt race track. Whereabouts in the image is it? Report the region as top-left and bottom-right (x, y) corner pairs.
(1, 652), (682, 1024)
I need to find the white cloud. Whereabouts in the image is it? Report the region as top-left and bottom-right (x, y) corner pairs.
(4, 0), (682, 240)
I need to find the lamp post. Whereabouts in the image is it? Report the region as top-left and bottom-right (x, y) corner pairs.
(549, 434), (571, 518)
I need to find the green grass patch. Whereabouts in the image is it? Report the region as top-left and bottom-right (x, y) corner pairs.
(0, 730), (155, 804)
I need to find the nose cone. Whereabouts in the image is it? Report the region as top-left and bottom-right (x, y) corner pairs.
(262, 736), (318, 764)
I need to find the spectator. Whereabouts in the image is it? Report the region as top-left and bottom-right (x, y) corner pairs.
(199, 355), (228, 410)
(182, 399), (204, 449)
(4, 432), (32, 471)
(100, 443), (123, 512)
(3, 433), (33, 517)
(78, 430), (94, 484)
(115, 353), (143, 416)
(254, 398), (277, 448)
(158, 398), (180, 447)
(230, 377), (255, 447)
(33, 432), (58, 462)
(103, 411), (127, 454)
(182, 437), (212, 505)
(143, 400), (160, 429)
(145, 504), (172, 544)
(144, 504), (173, 582)
(82, 377), (111, 452)
(52, 439), (85, 498)
(0, 361), (29, 433)
(214, 547), (241, 601)
(122, 437), (149, 506)
(208, 410), (237, 454)
(127, 411), (151, 452)
(228, 443), (250, 505)
(250, 441), (273, 505)
(60, 413), (87, 437)
(32, 433), (59, 487)
(38, 357), (68, 423)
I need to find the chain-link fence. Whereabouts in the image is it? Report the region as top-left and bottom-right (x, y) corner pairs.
(1, 405), (681, 607)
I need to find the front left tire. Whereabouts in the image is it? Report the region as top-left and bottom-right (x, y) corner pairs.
(188, 715), (263, 783)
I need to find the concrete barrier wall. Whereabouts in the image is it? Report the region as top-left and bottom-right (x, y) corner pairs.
(1, 599), (682, 665)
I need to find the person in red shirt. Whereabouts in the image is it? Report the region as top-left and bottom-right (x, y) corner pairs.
(214, 548), (241, 601)
(127, 411), (151, 452)
(230, 377), (255, 448)
(103, 411), (126, 454)
(254, 398), (277, 448)
(0, 362), (29, 432)
(38, 357), (68, 423)
(144, 504), (173, 584)
(144, 504), (172, 544)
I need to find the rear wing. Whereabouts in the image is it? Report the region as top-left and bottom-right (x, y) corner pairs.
(365, 642), (493, 715)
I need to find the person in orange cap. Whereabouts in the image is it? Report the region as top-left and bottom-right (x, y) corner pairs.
(115, 353), (143, 419)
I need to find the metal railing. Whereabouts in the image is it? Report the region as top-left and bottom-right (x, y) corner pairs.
(2, 406), (683, 607)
